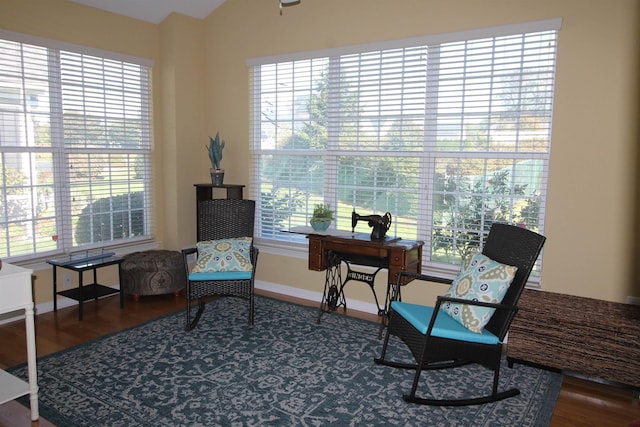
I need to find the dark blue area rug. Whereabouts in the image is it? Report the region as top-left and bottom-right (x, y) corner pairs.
(10, 296), (562, 426)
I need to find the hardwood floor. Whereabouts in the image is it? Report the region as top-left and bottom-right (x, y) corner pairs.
(0, 291), (638, 427)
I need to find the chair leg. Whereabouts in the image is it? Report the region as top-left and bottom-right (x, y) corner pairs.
(377, 319), (520, 405)
(374, 320), (393, 365)
(403, 386), (520, 406)
(248, 295), (254, 328)
(185, 282), (192, 331)
(374, 312), (419, 370)
(406, 347), (427, 400)
(185, 299), (205, 331)
(402, 364), (520, 406)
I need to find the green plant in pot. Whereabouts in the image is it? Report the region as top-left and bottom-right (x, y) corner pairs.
(310, 203), (334, 232)
(207, 132), (225, 186)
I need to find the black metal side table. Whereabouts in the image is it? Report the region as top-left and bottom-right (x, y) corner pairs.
(47, 252), (124, 320)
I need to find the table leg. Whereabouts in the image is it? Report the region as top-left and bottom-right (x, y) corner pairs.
(377, 281), (395, 339)
(78, 271), (83, 321)
(52, 266), (58, 312)
(24, 302), (39, 421)
(382, 279), (399, 318)
(118, 263), (124, 309)
(317, 251), (344, 323)
(93, 268), (98, 301)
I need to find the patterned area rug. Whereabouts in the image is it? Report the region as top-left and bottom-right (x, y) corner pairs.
(10, 296), (562, 426)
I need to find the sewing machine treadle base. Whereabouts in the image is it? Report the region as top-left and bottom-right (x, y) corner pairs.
(309, 233), (423, 326)
(317, 251), (388, 322)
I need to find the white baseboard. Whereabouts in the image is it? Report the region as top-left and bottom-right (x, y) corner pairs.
(0, 281), (380, 325)
(255, 279), (379, 316)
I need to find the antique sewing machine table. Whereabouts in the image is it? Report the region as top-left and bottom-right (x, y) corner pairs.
(305, 231), (423, 323)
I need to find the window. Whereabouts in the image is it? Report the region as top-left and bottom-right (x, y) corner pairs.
(249, 20), (559, 274)
(0, 32), (153, 261)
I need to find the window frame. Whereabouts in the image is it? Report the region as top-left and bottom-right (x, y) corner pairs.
(249, 19), (561, 279)
(0, 30), (155, 264)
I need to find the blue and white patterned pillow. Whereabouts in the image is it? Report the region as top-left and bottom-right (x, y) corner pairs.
(192, 237), (253, 273)
(441, 252), (517, 333)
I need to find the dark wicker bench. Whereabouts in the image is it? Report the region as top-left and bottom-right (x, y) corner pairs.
(507, 288), (640, 389)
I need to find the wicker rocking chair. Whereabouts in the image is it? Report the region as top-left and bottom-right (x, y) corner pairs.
(183, 199), (258, 331)
(375, 223), (545, 406)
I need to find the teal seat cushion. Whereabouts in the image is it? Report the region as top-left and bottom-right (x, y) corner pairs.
(391, 301), (501, 345)
(189, 271), (252, 281)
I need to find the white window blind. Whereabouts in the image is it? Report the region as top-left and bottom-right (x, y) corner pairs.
(250, 20), (559, 272)
(0, 33), (153, 261)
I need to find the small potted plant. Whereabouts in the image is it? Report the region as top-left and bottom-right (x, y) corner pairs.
(207, 132), (225, 186)
(310, 203), (334, 232)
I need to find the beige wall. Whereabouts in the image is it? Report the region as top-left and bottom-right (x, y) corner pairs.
(158, 14), (206, 252)
(1, 0), (638, 307)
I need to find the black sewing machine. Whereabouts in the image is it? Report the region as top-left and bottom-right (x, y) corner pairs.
(351, 210), (392, 240)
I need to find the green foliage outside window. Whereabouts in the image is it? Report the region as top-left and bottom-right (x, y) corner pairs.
(75, 192), (144, 245)
(0, 167), (29, 221)
(432, 166), (541, 264)
(260, 188), (305, 235)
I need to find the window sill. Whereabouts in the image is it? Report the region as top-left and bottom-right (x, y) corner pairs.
(254, 238), (308, 261)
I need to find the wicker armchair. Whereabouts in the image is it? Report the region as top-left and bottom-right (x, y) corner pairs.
(183, 199), (258, 331)
(375, 223), (545, 406)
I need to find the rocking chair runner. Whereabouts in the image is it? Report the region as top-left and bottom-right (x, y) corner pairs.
(375, 223), (546, 406)
(183, 199), (258, 331)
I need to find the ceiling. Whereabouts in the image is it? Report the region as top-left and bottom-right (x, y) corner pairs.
(69, 0), (227, 24)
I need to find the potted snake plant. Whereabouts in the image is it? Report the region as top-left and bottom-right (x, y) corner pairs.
(207, 132), (225, 186)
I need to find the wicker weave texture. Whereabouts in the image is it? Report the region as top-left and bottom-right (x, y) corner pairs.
(188, 199), (257, 303)
(388, 310), (428, 362)
(197, 199), (255, 241)
(480, 224), (546, 339)
(189, 279), (252, 300)
(507, 289), (640, 388)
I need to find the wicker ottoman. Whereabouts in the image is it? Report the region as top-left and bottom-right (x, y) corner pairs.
(121, 250), (186, 301)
